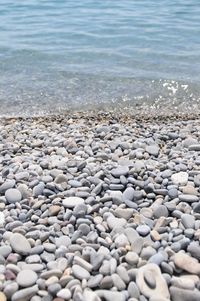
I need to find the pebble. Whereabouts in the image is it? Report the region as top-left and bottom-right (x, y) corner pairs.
(11, 285), (39, 301)
(170, 286), (200, 301)
(16, 270), (38, 287)
(181, 214), (195, 229)
(171, 172), (188, 186)
(10, 233), (31, 255)
(136, 225), (150, 236)
(72, 265), (90, 280)
(5, 188), (22, 203)
(62, 197), (84, 208)
(173, 252), (200, 274)
(57, 289), (71, 300)
(0, 114), (200, 301)
(136, 263), (169, 299)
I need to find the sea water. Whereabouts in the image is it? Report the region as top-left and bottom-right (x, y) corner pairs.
(0, 0), (200, 116)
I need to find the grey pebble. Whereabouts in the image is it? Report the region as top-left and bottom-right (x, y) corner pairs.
(5, 188), (22, 203)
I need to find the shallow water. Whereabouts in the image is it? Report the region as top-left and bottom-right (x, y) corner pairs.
(0, 0), (200, 116)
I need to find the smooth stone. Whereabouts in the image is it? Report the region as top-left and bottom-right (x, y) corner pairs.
(187, 242), (200, 260)
(107, 215), (126, 230)
(5, 188), (22, 203)
(111, 166), (129, 177)
(168, 188), (178, 199)
(173, 252), (200, 274)
(82, 289), (101, 301)
(33, 183), (45, 197)
(153, 205), (168, 218)
(55, 236), (71, 248)
(0, 179), (16, 193)
(122, 187), (135, 201)
(88, 274), (103, 288)
(11, 285), (38, 301)
(125, 252), (139, 265)
(115, 234), (129, 248)
(16, 270), (38, 287)
(96, 290), (126, 301)
(3, 282), (18, 299)
(136, 225), (150, 236)
(128, 282), (140, 299)
(178, 194), (199, 203)
(72, 265), (90, 280)
(146, 145), (159, 156)
(170, 286), (200, 301)
(0, 245), (11, 258)
(10, 233), (31, 255)
(171, 172), (188, 186)
(171, 276), (195, 290)
(114, 208), (134, 220)
(181, 214), (195, 229)
(124, 228), (139, 245)
(136, 263), (169, 299)
(111, 273), (126, 290)
(57, 289), (71, 300)
(63, 197), (84, 208)
(131, 237), (143, 254)
(182, 185), (198, 195)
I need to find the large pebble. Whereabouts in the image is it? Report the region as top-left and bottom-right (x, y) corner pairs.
(11, 285), (38, 301)
(63, 197), (84, 208)
(5, 188), (22, 203)
(10, 233), (31, 255)
(72, 264), (90, 280)
(171, 172), (188, 186)
(181, 214), (195, 229)
(16, 270), (38, 287)
(173, 252), (200, 274)
(111, 166), (129, 177)
(136, 263), (169, 299)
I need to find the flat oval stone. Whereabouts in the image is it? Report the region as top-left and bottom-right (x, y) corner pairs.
(5, 188), (22, 203)
(63, 197), (84, 208)
(178, 194), (199, 203)
(16, 270), (38, 287)
(72, 264), (90, 280)
(10, 233), (31, 255)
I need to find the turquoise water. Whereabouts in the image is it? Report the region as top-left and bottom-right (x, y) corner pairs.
(0, 0), (200, 116)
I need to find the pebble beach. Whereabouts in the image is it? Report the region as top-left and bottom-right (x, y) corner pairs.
(0, 110), (200, 301)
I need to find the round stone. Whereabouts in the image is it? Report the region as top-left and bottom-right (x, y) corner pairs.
(10, 233), (31, 255)
(136, 225), (150, 236)
(62, 197), (84, 208)
(5, 188), (22, 203)
(16, 270), (38, 287)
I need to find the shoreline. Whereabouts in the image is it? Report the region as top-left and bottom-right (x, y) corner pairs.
(0, 110), (200, 300)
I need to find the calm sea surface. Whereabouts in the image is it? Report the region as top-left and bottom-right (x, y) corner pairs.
(0, 0), (200, 116)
